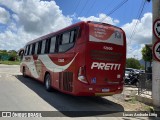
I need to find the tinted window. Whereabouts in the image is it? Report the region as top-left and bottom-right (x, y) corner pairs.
(41, 40), (46, 54)
(62, 32), (70, 44)
(32, 43), (35, 55)
(70, 30), (75, 43)
(25, 46), (28, 55)
(59, 43), (74, 52)
(37, 41), (42, 54)
(27, 45), (30, 55)
(29, 44), (32, 55)
(34, 42), (38, 54)
(50, 37), (56, 53)
(45, 39), (50, 53)
(58, 29), (78, 53)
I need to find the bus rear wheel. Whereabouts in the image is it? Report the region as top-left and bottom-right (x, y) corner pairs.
(45, 74), (52, 92)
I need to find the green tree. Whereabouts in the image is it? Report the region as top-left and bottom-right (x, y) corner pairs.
(141, 46), (152, 62)
(8, 50), (18, 61)
(0, 50), (8, 61)
(126, 58), (141, 69)
(141, 45), (152, 70)
(0, 50), (18, 61)
(0, 50), (8, 55)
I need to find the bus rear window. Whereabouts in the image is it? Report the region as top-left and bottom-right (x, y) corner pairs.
(89, 23), (124, 46)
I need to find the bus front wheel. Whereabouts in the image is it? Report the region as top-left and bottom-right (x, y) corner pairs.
(45, 74), (52, 92)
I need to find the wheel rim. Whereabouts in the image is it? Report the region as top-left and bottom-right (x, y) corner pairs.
(46, 75), (50, 89)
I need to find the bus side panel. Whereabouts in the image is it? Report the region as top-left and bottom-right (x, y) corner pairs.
(46, 52), (76, 93)
(20, 55), (44, 82)
(73, 23), (89, 95)
(33, 54), (44, 82)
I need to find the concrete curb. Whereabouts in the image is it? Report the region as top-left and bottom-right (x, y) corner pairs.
(135, 94), (152, 105)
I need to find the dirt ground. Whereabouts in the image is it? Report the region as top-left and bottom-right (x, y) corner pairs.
(104, 86), (153, 111)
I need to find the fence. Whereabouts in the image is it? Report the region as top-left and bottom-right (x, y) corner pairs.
(138, 73), (152, 96)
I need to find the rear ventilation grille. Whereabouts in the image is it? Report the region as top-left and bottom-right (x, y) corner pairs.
(91, 50), (122, 62)
(63, 72), (73, 92)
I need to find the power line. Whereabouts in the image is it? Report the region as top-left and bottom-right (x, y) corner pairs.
(78, 0), (90, 16)
(73, 0), (81, 14)
(98, 0), (117, 15)
(100, 0), (129, 22)
(128, 0), (147, 45)
(84, 0), (96, 16)
(83, 0), (117, 18)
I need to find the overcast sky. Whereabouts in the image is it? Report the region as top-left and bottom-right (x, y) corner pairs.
(0, 0), (152, 59)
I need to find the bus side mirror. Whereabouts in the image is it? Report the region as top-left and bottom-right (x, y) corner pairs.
(18, 49), (24, 60)
(18, 49), (24, 56)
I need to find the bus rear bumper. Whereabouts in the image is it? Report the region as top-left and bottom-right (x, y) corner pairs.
(94, 90), (123, 96)
(74, 84), (123, 96)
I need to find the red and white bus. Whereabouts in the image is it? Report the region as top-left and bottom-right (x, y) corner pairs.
(19, 21), (126, 96)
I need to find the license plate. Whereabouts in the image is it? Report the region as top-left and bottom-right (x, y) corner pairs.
(102, 88), (109, 92)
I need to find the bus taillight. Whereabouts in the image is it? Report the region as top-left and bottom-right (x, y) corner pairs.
(78, 66), (88, 84)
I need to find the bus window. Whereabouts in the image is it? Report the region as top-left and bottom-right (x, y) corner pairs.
(41, 40), (46, 54)
(45, 39), (50, 54)
(70, 30), (75, 43)
(32, 43), (35, 55)
(29, 44), (32, 55)
(24, 46), (28, 56)
(62, 32), (70, 44)
(50, 37), (56, 53)
(27, 45), (30, 55)
(59, 31), (75, 52)
(34, 42), (38, 54)
(37, 41), (42, 54)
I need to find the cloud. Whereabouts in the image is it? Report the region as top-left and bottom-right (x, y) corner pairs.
(0, 7), (10, 24)
(0, 28), (36, 50)
(0, 0), (73, 50)
(127, 44), (145, 60)
(78, 13), (119, 25)
(122, 12), (152, 59)
(0, 0), (72, 34)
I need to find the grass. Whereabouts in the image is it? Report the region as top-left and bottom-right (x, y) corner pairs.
(126, 96), (154, 111)
(0, 60), (20, 65)
(128, 97), (137, 104)
(144, 106), (155, 112)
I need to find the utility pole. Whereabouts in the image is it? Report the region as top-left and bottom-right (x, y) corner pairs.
(152, 0), (160, 106)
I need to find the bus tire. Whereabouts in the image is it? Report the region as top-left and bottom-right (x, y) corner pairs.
(45, 73), (52, 92)
(22, 67), (27, 77)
